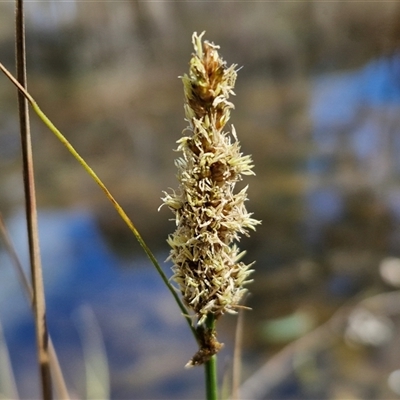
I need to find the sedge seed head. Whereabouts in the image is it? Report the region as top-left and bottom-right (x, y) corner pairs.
(162, 31), (260, 326)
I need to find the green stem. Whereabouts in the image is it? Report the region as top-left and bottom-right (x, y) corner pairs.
(205, 313), (218, 400)
(0, 62), (198, 344)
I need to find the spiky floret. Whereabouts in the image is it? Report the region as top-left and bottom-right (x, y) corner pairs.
(162, 32), (260, 333)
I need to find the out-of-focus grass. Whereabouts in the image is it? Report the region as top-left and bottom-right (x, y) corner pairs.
(0, 322), (18, 400)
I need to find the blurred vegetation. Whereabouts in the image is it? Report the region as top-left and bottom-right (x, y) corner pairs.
(2, 1), (400, 398)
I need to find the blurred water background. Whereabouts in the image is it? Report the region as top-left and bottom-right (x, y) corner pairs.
(1, 2), (400, 399)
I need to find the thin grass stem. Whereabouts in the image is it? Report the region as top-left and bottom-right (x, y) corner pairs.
(0, 61), (198, 344)
(15, 1), (52, 398)
(231, 307), (244, 400)
(0, 322), (19, 399)
(0, 212), (71, 399)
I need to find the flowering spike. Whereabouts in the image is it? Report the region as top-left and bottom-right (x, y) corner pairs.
(161, 32), (260, 365)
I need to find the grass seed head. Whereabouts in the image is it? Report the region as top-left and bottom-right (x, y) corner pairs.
(162, 31), (260, 332)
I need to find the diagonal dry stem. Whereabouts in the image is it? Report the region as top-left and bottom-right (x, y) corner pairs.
(0, 213), (70, 399)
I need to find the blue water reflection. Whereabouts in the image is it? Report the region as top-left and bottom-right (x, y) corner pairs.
(306, 52), (400, 251)
(0, 209), (202, 399)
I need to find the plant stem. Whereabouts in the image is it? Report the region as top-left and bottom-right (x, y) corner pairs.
(0, 213), (70, 399)
(29, 97), (197, 341)
(0, 61), (198, 344)
(232, 308), (244, 400)
(205, 313), (218, 400)
(15, 1), (52, 398)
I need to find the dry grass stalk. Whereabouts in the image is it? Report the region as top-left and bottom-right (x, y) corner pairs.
(15, 1), (52, 397)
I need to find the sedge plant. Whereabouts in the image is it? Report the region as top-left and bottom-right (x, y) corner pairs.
(161, 32), (260, 397)
(0, 30), (259, 400)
